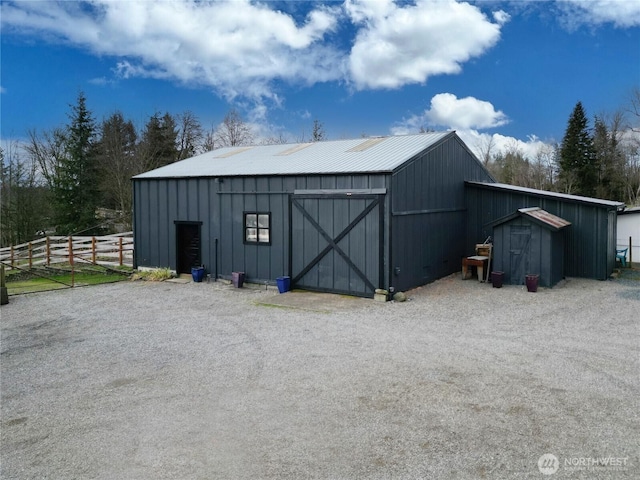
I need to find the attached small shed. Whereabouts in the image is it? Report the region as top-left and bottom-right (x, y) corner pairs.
(132, 132), (493, 297)
(466, 182), (624, 281)
(491, 207), (571, 287)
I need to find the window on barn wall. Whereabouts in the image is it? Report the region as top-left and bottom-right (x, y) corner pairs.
(244, 212), (271, 245)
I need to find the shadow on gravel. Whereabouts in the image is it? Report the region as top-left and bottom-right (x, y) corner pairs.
(614, 267), (640, 300)
(617, 267), (640, 281)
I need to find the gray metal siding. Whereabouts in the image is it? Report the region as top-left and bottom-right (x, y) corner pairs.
(390, 136), (493, 291)
(466, 184), (616, 280)
(493, 217), (560, 287)
(133, 173), (391, 286)
(551, 230), (565, 285)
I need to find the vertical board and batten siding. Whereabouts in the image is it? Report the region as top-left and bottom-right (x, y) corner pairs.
(134, 173), (391, 287)
(492, 217), (566, 287)
(390, 136), (493, 291)
(290, 193), (384, 296)
(465, 183), (618, 280)
(133, 178), (213, 271)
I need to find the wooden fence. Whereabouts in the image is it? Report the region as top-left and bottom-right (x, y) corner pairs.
(0, 232), (134, 270)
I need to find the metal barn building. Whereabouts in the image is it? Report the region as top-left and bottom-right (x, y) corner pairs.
(465, 182), (625, 281)
(132, 132), (493, 297)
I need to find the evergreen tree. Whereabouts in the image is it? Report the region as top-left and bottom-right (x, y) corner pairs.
(559, 102), (596, 196)
(593, 115), (625, 202)
(52, 91), (99, 235)
(96, 112), (138, 227)
(138, 112), (179, 170)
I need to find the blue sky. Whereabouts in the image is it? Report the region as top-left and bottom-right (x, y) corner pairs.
(1, 0), (639, 159)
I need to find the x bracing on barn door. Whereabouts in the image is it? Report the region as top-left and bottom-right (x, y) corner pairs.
(291, 196), (379, 292)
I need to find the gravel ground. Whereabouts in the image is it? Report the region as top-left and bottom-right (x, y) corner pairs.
(1, 275), (638, 479)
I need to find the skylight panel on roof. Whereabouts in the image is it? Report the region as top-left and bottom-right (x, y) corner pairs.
(275, 143), (313, 156)
(347, 137), (387, 152)
(214, 147), (254, 158)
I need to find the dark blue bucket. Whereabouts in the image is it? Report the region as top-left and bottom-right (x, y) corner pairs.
(276, 276), (290, 294)
(191, 267), (205, 283)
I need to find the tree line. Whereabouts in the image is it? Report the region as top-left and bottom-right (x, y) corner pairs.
(2, 88), (638, 248)
(482, 89), (640, 206)
(1, 91), (328, 247)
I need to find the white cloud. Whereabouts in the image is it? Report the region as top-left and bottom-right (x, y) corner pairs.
(390, 93), (550, 161)
(457, 130), (552, 162)
(556, 0), (640, 28)
(0, 1), (512, 103)
(393, 93), (508, 132)
(346, 0), (506, 89)
(0, 86), (6, 94)
(0, 0), (343, 102)
(493, 10), (511, 26)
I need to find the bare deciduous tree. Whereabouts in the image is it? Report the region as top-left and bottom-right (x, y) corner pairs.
(214, 109), (254, 147)
(312, 119), (326, 142)
(25, 128), (67, 189)
(176, 111), (203, 160)
(1, 140), (51, 246)
(475, 135), (495, 167)
(261, 133), (289, 145)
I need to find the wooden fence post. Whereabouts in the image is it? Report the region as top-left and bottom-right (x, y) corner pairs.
(1, 265), (8, 305)
(10, 245), (14, 269)
(69, 236), (74, 287)
(92, 236), (97, 264)
(46, 237), (51, 266)
(119, 237), (123, 266)
(630, 236), (633, 265)
(28, 242), (33, 269)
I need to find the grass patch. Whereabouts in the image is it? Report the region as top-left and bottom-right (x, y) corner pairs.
(5, 268), (131, 295)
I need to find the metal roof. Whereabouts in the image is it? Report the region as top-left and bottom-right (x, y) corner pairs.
(519, 207), (571, 229)
(490, 207), (571, 231)
(133, 132), (453, 179)
(466, 181), (625, 209)
(618, 206), (640, 215)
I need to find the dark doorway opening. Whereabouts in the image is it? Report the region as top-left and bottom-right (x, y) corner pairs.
(175, 222), (202, 274)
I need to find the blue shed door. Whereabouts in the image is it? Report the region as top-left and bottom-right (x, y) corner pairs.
(290, 193), (384, 297)
(509, 225), (531, 285)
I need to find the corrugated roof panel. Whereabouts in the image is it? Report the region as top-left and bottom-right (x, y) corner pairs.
(519, 207), (571, 229)
(133, 132), (453, 179)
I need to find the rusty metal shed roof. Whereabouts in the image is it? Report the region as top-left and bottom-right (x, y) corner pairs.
(518, 207), (572, 229)
(490, 207), (571, 231)
(133, 132), (453, 179)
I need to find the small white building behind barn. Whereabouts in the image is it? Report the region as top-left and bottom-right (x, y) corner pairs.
(617, 206), (640, 265)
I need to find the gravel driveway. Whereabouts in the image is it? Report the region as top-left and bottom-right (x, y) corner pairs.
(1, 275), (638, 479)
